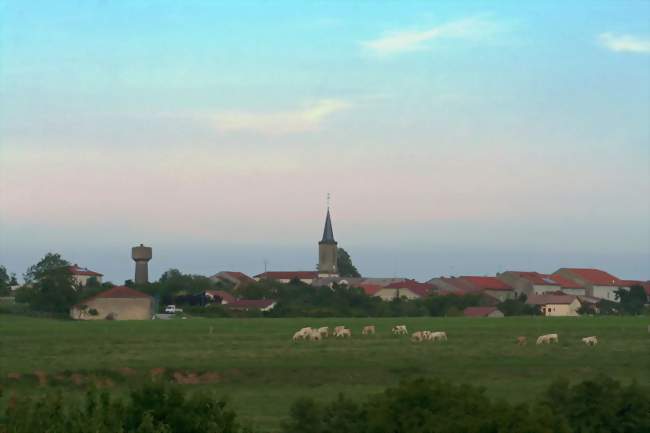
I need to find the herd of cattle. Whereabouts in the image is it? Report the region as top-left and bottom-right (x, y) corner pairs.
(292, 325), (599, 346)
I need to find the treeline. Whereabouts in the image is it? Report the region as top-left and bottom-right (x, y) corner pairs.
(1, 376), (648, 433)
(188, 279), (539, 318)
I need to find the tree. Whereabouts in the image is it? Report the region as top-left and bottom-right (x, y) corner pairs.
(0, 265), (12, 296)
(23, 253), (77, 313)
(616, 285), (647, 315)
(337, 248), (360, 277)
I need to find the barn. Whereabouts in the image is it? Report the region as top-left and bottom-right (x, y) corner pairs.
(70, 286), (154, 320)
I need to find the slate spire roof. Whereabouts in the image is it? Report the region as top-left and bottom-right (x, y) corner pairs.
(321, 207), (336, 243)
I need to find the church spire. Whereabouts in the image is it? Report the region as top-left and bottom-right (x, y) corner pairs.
(321, 207), (335, 243)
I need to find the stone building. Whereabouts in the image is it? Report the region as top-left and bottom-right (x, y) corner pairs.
(70, 286), (154, 320)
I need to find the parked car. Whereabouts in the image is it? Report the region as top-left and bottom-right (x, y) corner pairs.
(164, 305), (183, 314)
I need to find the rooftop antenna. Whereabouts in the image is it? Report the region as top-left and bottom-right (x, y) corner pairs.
(327, 192), (331, 209)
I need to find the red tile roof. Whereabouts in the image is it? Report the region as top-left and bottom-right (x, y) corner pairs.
(385, 279), (434, 297)
(506, 271), (583, 289)
(463, 306), (500, 317)
(360, 283), (383, 296)
(255, 271), (318, 280)
(459, 276), (513, 291)
(557, 268), (623, 286)
(225, 299), (276, 310)
(69, 265), (103, 277)
(205, 290), (236, 303)
(526, 293), (578, 306)
(215, 271), (255, 284)
(548, 274), (583, 289)
(79, 286), (151, 305)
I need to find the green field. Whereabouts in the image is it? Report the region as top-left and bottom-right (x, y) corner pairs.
(1, 315), (649, 431)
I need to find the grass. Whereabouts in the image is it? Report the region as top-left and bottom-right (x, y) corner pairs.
(1, 314), (649, 431)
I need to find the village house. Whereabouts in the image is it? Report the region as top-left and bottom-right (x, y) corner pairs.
(497, 271), (585, 296)
(455, 276), (515, 302)
(463, 306), (504, 318)
(361, 279), (433, 301)
(553, 268), (629, 302)
(254, 271), (319, 284)
(526, 293), (581, 317)
(69, 264), (103, 287)
(204, 290), (236, 304)
(209, 271), (255, 290)
(70, 286), (154, 320)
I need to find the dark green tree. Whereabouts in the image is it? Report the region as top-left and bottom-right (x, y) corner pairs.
(23, 253), (76, 313)
(337, 248), (361, 277)
(616, 285), (647, 315)
(0, 265), (12, 295)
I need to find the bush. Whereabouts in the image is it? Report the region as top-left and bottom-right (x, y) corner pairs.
(280, 376), (650, 433)
(0, 384), (249, 433)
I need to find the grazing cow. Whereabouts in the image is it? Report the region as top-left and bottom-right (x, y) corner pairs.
(422, 331), (433, 341)
(582, 336), (598, 346)
(334, 326), (345, 335)
(411, 331), (424, 342)
(392, 325), (408, 335)
(309, 329), (322, 341)
(362, 325), (376, 335)
(318, 327), (329, 338)
(335, 328), (352, 338)
(516, 336), (527, 346)
(292, 327), (312, 340)
(430, 331), (447, 342)
(536, 333), (559, 345)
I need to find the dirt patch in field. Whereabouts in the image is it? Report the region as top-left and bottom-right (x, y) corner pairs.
(173, 371), (200, 384)
(7, 372), (21, 380)
(94, 378), (114, 388)
(199, 372), (221, 384)
(70, 373), (84, 385)
(33, 370), (47, 386)
(117, 367), (137, 377)
(172, 371), (221, 385)
(150, 368), (166, 379)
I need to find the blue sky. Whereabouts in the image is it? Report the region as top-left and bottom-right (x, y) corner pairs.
(1, 1), (649, 282)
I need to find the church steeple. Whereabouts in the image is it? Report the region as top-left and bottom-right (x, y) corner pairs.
(318, 196), (338, 276)
(321, 208), (335, 243)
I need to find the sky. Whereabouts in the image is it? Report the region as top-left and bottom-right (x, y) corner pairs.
(1, 1), (649, 283)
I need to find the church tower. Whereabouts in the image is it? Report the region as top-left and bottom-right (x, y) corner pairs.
(318, 207), (338, 276)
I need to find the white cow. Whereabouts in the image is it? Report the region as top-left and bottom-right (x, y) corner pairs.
(392, 325), (408, 335)
(335, 328), (352, 338)
(334, 326), (346, 335)
(422, 331), (433, 341)
(317, 327), (329, 338)
(362, 325), (376, 335)
(309, 329), (322, 341)
(411, 331), (424, 342)
(430, 331), (447, 342)
(292, 327), (312, 340)
(536, 333), (559, 345)
(582, 336), (598, 346)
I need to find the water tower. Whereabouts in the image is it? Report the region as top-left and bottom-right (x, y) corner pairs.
(131, 244), (152, 284)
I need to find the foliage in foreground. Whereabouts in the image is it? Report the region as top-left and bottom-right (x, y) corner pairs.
(0, 383), (248, 433)
(1, 376), (648, 433)
(282, 376), (650, 433)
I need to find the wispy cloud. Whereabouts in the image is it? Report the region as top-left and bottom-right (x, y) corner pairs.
(361, 17), (499, 56)
(213, 99), (351, 134)
(598, 32), (650, 54)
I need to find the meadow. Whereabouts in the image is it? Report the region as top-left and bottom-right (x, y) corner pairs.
(1, 315), (649, 431)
